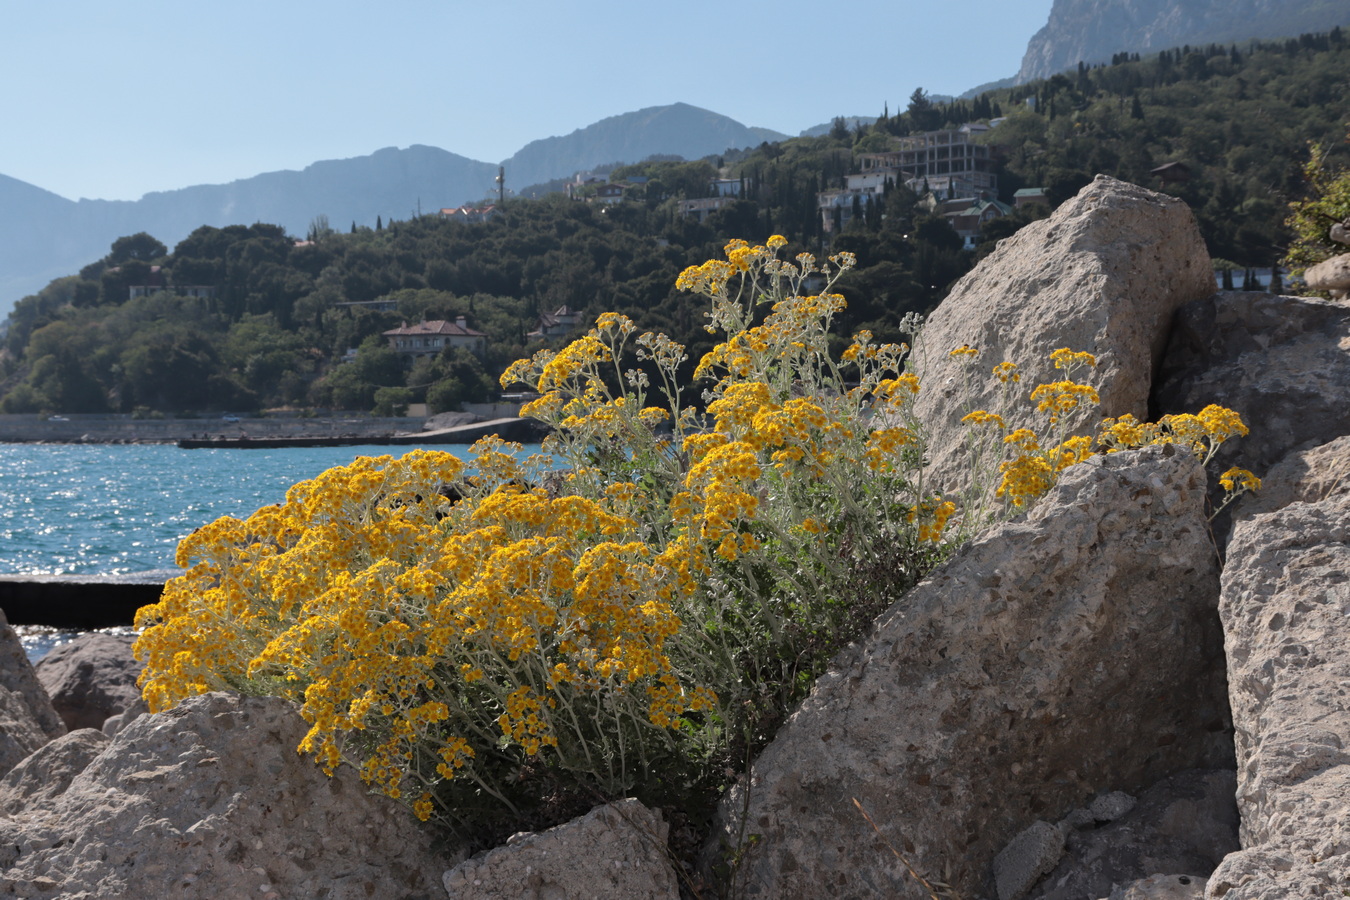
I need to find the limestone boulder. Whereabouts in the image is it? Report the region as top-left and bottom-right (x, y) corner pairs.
(442, 798), (679, 900)
(1301, 254), (1350, 296)
(911, 175), (1213, 492)
(0, 609), (65, 778)
(705, 445), (1230, 899)
(0, 728), (107, 816)
(34, 631), (142, 731)
(1208, 492), (1350, 898)
(1153, 291), (1350, 485)
(1231, 434), (1350, 522)
(0, 691), (454, 899)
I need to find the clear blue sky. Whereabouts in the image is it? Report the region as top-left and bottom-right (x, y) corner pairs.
(0, 0), (1055, 202)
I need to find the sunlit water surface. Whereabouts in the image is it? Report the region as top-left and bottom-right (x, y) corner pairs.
(2, 442), (543, 660)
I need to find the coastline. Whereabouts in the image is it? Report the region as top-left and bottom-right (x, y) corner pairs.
(0, 412), (549, 446)
(0, 412), (427, 445)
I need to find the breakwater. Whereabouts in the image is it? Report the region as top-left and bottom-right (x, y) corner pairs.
(0, 575), (162, 628)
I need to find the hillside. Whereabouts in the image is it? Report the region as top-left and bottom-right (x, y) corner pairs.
(5, 30), (1350, 419)
(1018, 0), (1350, 81)
(0, 104), (787, 320)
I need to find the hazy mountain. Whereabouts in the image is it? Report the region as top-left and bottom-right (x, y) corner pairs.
(0, 104), (789, 318)
(1017, 0), (1350, 82)
(0, 147), (500, 317)
(502, 103), (786, 190)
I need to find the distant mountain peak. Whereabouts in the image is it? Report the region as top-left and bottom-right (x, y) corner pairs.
(501, 102), (787, 191)
(1018, 0), (1350, 83)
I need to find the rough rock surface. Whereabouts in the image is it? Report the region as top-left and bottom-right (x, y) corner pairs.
(1108, 873), (1207, 900)
(1208, 492), (1350, 898)
(1029, 769), (1238, 899)
(995, 821), (1065, 900)
(0, 728), (107, 816)
(442, 799), (679, 900)
(706, 445), (1231, 898)
(34, 631), (142, 731)
(1153, 291), (1350, 484)
(101, 694), (149, 738)
(1231, 434), (1350, 522)
(0, 609), (65, 778)
(0, 691), (453, 898)
(911, 175), (1213, 492)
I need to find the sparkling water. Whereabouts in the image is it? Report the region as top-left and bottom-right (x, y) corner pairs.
(2, 442), (544, 660)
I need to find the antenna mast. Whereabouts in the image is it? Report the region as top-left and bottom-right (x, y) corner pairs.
(496, 166), (505, 205)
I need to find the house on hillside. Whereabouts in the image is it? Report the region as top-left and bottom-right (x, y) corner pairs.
(125, 265), (216, 301)
(678, 196), (738, 222)
(818, 124), (1003, 234)
(1013, 187), (1048, 209)
(943, 198), (1015, 250)
(383, 317), (487, 359)
(710, 178), (743, 198)
(887, 124), (998, 198)
(593, 184), (626, 205)
(439, 205), (498, 224)
(527, 305), (584, 340)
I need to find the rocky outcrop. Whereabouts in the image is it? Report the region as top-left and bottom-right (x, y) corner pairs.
(0, 691), (453, 898)
(0, 609), (65, 779)
(1015, 0), (1350, 83)
(1208, 492), (1350, 898)
(1026, 769), (1238, 899)
(34, 631), (142, 731)
(0, 728), (107, 816)
(1153, 291), (1350, 481)
(1232, 435), (1350, 521)
(442, 798), (679, 900)
(912, 175), (1212, 493)
(705, 445), (1230, 899)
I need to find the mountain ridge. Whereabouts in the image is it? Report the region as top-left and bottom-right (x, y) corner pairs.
(1017, 0), (1350, 82)
(0, 103), (785, 318)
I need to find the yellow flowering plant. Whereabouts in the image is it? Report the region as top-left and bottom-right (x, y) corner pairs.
(952, 345), (1258, 516)
(135, 235), (1257, 849)
(136, 237), (953, 844)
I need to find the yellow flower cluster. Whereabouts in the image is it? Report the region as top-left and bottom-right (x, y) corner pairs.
(955, 349), (1257, 513)
(135, 440), (712, 825)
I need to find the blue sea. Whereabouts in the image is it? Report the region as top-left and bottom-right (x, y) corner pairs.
(2, 442), (544, 660)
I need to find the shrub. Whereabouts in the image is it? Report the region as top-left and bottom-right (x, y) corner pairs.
(135, 237), (1256, 843)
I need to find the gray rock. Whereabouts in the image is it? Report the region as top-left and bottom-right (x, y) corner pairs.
(0, 608), (65, 778)
(1207, 491), (1350, 897)
(911, 175), (1213, 493)
(705, 445), (1231, 899)
(0, 691), (453, 898)
(1301, 254), (1350, 296)
(1153, 291), (1350, 490)
(442, 798), (679, 900)
(995, 821), (1065, 900)
(1091, 791), (1138, 823)
(1031, 769), (1239, 900)
(1231, 434), (1350, 522)
(1107, 873), (1207, 900)
(0, 727), (107, 815)
(100, 695), (149, 738)
(34, 631), (142, 731)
